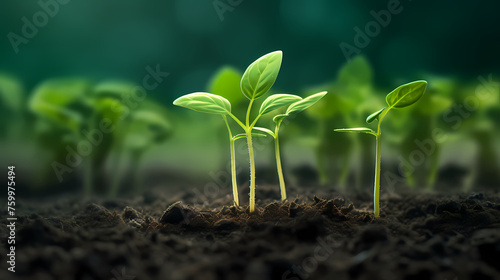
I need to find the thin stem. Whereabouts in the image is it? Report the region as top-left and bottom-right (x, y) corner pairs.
(246, 130), (256, 212)
(230, 138), (239, 206)
(274, 125), (286, 201)
(373, 109), (388, 218)
(223, 114), (239, 206)
(374, 132), (381, 217)
(245, 99), (254, 127)
(228, 113), (246, 130)
(244, 99), (257, 212)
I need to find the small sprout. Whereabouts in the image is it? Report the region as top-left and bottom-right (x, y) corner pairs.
(334, 80), (428, 217)
(175, 51), (295, 212)
(254, 91), (327, 201)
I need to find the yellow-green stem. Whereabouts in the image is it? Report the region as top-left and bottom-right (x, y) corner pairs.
(230, 138), (239, 206)
(275, 132), (286, 201)
(223, 115), (239, 206)
(374, 133), (381, 217)
(246, 130), (256, 212)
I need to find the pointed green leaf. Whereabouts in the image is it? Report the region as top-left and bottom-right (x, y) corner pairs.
(233, 133), (267, 141)
(259, 94), (302, 116)
(241, 51), (282, 100)
(386, 80), (428, 108)
(273, 114), (288, 125)
(286, 91), (328, 115)
(253, 127), (276, 138)
(366, 107), (386, 123)
(173, 92), (231, 115)
(334, 127), (376, 136)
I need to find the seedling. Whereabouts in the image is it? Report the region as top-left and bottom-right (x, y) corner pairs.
(174, 51), (313, 212)
(335, 80), (428, 217)
(254, 91), (327, 201)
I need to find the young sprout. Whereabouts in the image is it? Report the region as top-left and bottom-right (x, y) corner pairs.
(254, 91), (327, 201)
(175, 51), (303, 212)
(29, 79), (94, 194)
(334, 80), (428, 217)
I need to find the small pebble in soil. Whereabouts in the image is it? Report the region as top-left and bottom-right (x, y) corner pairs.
(159, 202), (192, 224)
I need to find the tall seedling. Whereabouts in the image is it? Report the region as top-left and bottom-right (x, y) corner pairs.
(335, 81), (428, 217)
(175, 51), (305, 212)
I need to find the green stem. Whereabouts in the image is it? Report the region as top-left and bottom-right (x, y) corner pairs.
(223, 115), (239, 206)
(244, 99), (257, 213)
(246, 130), (256, 212)
(374, 133), (381, 217)
(230, 138), (239, 206)
(274, 126), (286, 201)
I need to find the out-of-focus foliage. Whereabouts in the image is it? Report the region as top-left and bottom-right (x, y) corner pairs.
(0, 76), (171, 196)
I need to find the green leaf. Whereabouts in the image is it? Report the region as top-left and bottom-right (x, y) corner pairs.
(125, 110), (171, 149)
(386, 80), (428, 108)
(273, 114), (288, 125)
(366, 107), (386, 123)
(30, 102), (83, 132)
(29, 79), (89, 131)
(0, 74), (24, 112)
(30, 79), (89, 107)
(334, 127), (376, 136)
(241, 51), (283, 100)
(286, 91), (328, 115)
(233, 133), (267, 141)
(338, 56), (373, 87)
(207, 66), (244, 105)
(259, 94), (302, 116)
(253, 127), (276, 138)
(95, 98), (127, 123)
(173, 92), (231, 115)
(93, 81), (137, 99)
(131, 110), (170, 130)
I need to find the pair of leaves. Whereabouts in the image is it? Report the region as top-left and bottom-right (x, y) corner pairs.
(174, 51), (284, 115)
(273, 91), (328, 124)
(366, 80), (428, 123)
(29, 79), (90, 131)
(253, 91), (328, 138)
(335, 80), (427, 135)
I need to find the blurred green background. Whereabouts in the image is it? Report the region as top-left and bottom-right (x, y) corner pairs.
(1, 0), (499, 196)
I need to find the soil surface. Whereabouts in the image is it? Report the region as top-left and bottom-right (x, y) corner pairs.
(1, 184), (500, 280)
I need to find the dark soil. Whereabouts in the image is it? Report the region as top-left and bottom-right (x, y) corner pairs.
(1, 185), (500, 280)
